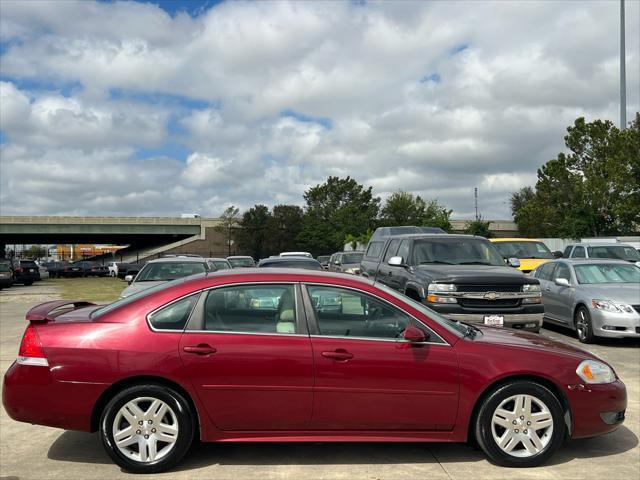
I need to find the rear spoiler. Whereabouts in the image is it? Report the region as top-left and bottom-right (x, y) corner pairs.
(26, 300), (97, 323)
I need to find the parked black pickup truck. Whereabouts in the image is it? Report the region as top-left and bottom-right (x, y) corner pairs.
(361, 232), (544, 332)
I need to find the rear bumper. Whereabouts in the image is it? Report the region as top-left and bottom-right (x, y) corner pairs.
(2, 361), (104, 432)
(567, 380), (627, 439)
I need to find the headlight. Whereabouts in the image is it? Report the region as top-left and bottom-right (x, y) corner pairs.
(522, 283), (541, 292)
(592, 299), (635, 314)
(576, 359), (616, 384)
(427, 283), (457, 303)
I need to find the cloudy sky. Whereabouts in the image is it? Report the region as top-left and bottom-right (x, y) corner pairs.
(1, 0), (638, 219)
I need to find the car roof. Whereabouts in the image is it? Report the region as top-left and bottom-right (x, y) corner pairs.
(490, 238), (542, 242)
(207, 257), (229, 262)
(555, 259), (634, 265)
(378, 233), (487, 240)
(566, 242), (633, 247)
(182, 268), (376, 287)
(227, 256), (253, 259)
(146, 256), (207, 264)
(260, 257), (321, 264)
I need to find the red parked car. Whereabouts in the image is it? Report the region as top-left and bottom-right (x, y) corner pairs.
(3, 269), (626, 473)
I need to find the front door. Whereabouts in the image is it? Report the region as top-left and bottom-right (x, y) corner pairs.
(180, 283), (314, 430)
(547, 263), (574, 322)
(304, 284), (459, 431)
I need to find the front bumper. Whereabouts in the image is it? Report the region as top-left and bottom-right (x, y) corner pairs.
(567, 380), (627, 439)
(589, 309), (640, 339)
(446, 312), (543, 331)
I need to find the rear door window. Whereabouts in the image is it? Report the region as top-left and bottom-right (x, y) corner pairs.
(572, 247), (586, 258)
(365, 241), (384, 259)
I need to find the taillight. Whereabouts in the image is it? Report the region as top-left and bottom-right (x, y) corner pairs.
(17, 325), (49, 366)
(15, 267), (22, 273)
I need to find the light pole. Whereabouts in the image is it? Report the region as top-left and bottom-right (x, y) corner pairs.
(620, 0), (626, 130)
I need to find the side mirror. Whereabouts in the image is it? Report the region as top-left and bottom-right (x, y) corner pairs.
(334, 260), (341, 265)
(388, 256), (405, 267)
(403, 325), (429, 343)
(553, 251), (563, 258)
(124, 274), (134, 284)
(555, 277), (570, 287)
(507, 257), (521, 268)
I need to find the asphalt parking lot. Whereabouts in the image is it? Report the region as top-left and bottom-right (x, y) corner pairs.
(0, 283), (638, 480)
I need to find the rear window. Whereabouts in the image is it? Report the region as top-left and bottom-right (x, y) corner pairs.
(20, 261), (37, 267)
(365, 241), (384, 259)
(135, 261), (206, 282)
(260, 260), (322, 270)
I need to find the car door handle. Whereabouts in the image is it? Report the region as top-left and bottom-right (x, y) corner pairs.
(321, 350), (354, 361)
(183, 344), (217, 355)
(545, 287), (551, 292)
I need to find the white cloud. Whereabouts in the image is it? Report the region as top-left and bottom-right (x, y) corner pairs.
(0, 0), (638, 219)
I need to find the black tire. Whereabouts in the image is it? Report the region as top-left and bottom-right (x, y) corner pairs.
(100, 384), (195, 473)
(23, 281), (33, 286)
(475, 381), (565, 467)
(575, 306), (595, 344)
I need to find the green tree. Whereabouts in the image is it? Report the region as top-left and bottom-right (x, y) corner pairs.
(236, 205), (271, 260)
(380, 191), (452, 231)
(464, 217), (493, 238)
(265, 204), (304, 255)
(511, 114), (640, 237)
(297, 176), (380, 255)
(214, 205), (240, 256)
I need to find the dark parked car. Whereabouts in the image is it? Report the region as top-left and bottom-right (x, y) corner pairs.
(328, 251), (364, 274)
(10, 260), (40, 285)
(3, 270), (626, 473)
(0, 260), (14, 289)
(74, 261), (110, 277)
(361, 233), (543, 332)
(45, 261), (71, 278)
(258, 257), (323, 270)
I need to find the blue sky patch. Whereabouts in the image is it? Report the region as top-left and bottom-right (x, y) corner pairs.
(451, 43), (469, 55)
(0, 75), (82, 97)
(280, 109), (332, 129)
(108, 88), (217, 110)
(98, 0), (222, 17)
(134, 142), (191, 162)
(420, 73), (441, 84)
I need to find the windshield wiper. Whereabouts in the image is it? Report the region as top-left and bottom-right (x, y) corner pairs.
(419, 261), (455, 265)
(458, 261), (493, 265)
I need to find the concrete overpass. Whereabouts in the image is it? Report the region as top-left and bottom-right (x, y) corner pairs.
(0, 216), (519, 261)
(0, 216), (228, 261)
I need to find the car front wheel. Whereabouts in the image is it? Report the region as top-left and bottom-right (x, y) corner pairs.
(475, 381), (565, 467)
(100, 384), (195, 473)
(575, 307), (595, 343)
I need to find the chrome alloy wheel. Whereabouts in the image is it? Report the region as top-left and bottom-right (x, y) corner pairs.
(491, 394), (554, 457)
(576, 310), (589, 341)
(112, 397), (179, 463)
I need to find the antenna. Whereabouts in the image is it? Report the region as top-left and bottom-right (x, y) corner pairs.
(620, 0), (627, 129)
(474, 187), (479, 221)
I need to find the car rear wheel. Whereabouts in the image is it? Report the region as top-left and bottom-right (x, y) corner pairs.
(475, 381), (565, 467)
(100, 384), (195, 473)
(575, 307), (595, 344)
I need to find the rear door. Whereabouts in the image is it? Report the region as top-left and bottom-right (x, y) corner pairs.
(376, 239), (402, 290)
(303, 283), (459, 430)
(179, 283), (314, 430)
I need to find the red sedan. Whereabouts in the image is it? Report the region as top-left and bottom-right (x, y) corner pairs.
(3, 269), (626, 473)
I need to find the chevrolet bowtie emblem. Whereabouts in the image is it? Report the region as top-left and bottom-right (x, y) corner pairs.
(484, 292), (499, 300)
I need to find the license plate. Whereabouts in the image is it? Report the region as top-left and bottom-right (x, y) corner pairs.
(484, 315), (504, 326)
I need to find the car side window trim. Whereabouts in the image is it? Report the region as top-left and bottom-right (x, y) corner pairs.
(146, 292), (202, 333)
(184, 282), (309, 337)
(300, 282), (448, 346)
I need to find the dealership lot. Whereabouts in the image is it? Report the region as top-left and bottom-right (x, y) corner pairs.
(0, 282), (638, 480)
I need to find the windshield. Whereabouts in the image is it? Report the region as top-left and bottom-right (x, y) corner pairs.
(412, 238), (505, 266)
(228, 257), (255, 267)
(587, 246), (640, 262)
(342, 253), (363, 264)
(575, 263), (640, 284)
(494, 241), (553, 259)
(212, 261), (230, 270)
(373, 282), (467, 337)
(134, 262), (206, 282)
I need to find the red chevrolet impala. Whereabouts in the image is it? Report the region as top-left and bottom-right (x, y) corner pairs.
(3, 269), (626, 473)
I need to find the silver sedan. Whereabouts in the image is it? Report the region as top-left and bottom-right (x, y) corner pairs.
(532, 259), (640, 343)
